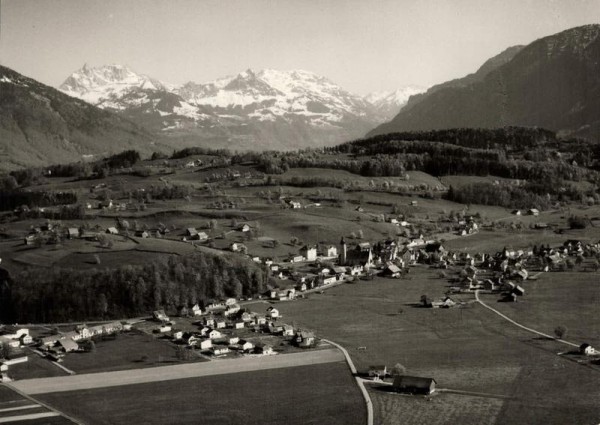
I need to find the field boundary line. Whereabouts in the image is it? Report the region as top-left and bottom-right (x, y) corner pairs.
(1, 384), (83, 425)
(322, 339), (373, 425)
(474, 290), (579, 348)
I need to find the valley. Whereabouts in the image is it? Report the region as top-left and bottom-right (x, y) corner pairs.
(1, 13), (600, 425)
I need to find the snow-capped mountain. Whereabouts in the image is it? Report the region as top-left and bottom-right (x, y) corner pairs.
(59, 65), (399, 150)
(60, 64), (171, 108)
(365, 86), (427, 120)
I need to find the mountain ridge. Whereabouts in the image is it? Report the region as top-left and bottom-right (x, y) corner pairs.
(368, 24), (600, 140)
(59, 65), (425, 150)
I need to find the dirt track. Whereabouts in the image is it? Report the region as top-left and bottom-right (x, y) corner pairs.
(9, 348), (343, 395)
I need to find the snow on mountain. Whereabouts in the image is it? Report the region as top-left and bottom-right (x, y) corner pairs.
(59, 64), (172, 108)
(58, 64), (416, 149)
(365, 86), (427, 120)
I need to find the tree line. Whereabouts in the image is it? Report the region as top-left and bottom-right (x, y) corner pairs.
(0, 252), (268, 323)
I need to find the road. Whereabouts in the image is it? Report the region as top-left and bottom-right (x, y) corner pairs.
(474, 290), (579, 348)
(8, 348), (343, 396)
(322, 339), (373, 425)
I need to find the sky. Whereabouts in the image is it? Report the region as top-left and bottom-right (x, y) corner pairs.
(1, 0), (600, 95)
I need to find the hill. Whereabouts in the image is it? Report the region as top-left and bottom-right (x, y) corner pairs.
(368, 25), (600, 141)
(0, 65), (159, 170)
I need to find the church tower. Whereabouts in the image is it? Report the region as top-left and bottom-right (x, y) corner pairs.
(339, 237), (347, 265)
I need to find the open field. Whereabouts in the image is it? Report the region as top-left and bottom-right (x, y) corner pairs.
(60, 331), (192, 374)
(273, 269), (600, 425)
(36, 361), (364, 425)
(279, 168), (445, 189)
(370, 389), (504, 425)
(480, 271), (600, 347)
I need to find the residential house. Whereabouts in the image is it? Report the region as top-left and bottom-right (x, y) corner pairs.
(267, 307), (279, 319)
(234, 322), (245, 330)
(239, 340), (254, 352)
(215, 320), (227, 329)
(67, 228), (80, 239)
(254, 343), (274, 355)
(153, 310), (170, 322)
(135, 230), (149, 238)
(227, 336), (240, 345)
(159, 325), (172, 333)
(282, 325), (294, 336)
(295, 331), (316, 348)
(106, 227), (119, 235)
(528, 208), (540, 216)
(300, 245), (318, 262)
(211, 346), (230, 356)
(199, 339), (213, 350)
(208, 329), (222, 339)
(326, 246), (338, 258)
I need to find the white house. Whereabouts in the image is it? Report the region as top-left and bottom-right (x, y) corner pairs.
(266, 307), (279, 319)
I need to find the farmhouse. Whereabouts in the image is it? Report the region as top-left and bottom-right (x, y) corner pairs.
(57, 337), (79, 353)
(106, 227), (119, 235)
(382, 263), (402, 278)
(392, 376), (437, 394)
(186, 228), (198, 237)
(368, 365), (387, 379)
(580, 343), (597, 356)
(237, 223), (251, 232)
(528, 208), (540, 216)
(67, 228), (80, 239)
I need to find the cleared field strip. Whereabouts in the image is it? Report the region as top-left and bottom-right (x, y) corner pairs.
(0, 411), (60, 423)
(0, 404), (41, 413)
(10, 348), (344, 395)
(475, 290), (579, 348)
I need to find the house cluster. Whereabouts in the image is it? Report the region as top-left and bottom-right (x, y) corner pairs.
(153, 300), (317, 357)
(23, 221), (87, 245)
(37, 321), (127, 357)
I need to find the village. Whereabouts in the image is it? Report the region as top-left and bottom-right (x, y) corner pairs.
(2, 205), (600, 393)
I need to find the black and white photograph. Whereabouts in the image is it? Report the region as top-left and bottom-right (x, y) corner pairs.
(1, 0), (600, 423)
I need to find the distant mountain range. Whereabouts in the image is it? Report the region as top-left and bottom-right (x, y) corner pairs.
(369, 24), (600, 140)
(0, 65), (157, 170)
(59, 65), (425, 150)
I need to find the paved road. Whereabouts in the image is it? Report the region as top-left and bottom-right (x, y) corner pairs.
(9, 348), (343, 396)
(475, 290), (579, 348)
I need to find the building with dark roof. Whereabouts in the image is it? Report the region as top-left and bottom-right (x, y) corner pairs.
(392, 376), (437, 394)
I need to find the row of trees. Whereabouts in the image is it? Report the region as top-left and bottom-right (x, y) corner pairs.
(0, 252), (268, 323)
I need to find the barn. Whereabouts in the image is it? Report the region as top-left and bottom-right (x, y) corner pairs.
(392, 376), (437, 394)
